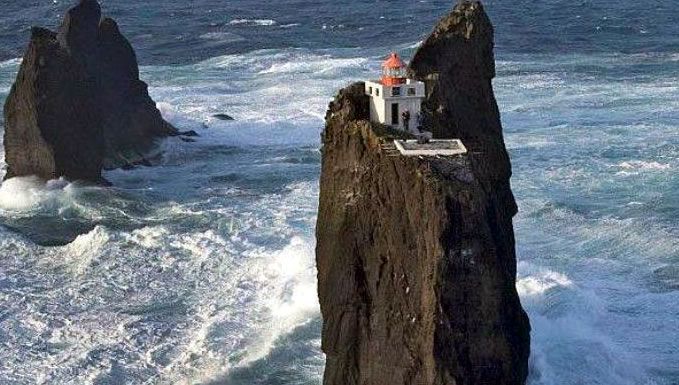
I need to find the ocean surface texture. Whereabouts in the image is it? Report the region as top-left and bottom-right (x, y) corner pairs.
(0, 0), (677, 384)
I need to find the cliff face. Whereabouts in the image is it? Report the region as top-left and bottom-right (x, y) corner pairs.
(315, 2), (530, 385)
(2, 0), (177, 182)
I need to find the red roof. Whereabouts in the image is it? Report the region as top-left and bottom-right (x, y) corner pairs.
(382, 52), (405, 69)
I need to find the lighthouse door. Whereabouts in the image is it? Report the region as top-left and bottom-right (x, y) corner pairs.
(391, 103), (399, 125)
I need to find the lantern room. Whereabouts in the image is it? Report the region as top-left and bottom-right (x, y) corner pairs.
(381, 52), (407, 86)
(364, 52), (426, 132)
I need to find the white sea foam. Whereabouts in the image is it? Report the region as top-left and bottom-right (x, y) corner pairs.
(144, 48), (371, 139)
(516, 259), (659, 385)
(156, 101), (200, 128)
(404, 40), (423, 49)
(0, 177), (322, 385)
(515, 191), (679, 384)
(615, 161), (672, 176)
(228, 19), (277, 26)
(125, 225), (172, 249)
(0, 176), (72, 211)
(157, 101), (320, 146)
(0, 58), (21, 95)
(617, 160), (671, 171)
(199, 32), (246, 43)
(0, 57), (22, 68)
(258, 56), (368, 75)
(0, 176), (47, 210)
(516, 263), (573, 299)
(41, 226), (112, 276)
(526, 312), (654, 385)
(240, 236), (319, 365)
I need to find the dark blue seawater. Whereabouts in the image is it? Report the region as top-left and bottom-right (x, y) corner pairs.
(2, 0), (678, 63)
(0, 1), (677, 384)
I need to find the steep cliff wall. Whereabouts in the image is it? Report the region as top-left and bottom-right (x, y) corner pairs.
(3, 0), (177, 183)
(315, 2), (530, 385)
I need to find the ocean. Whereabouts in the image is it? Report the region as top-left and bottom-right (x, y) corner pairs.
(0, 0), (677, 384)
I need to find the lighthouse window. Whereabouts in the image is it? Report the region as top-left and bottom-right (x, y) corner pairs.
(376, 89), (380, 96)
(369, 86), (373, 95)
(391, 87), (401, 96)
(407, 87), (416, 96)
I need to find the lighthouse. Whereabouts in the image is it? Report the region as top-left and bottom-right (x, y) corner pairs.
(364, 53), (426, 132)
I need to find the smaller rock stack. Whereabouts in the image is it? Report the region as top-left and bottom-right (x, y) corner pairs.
(3, 0), (177, 183)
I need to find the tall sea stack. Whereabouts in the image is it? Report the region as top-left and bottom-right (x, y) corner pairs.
(315, 2), (531, 385)
(2, 0), (176, 183)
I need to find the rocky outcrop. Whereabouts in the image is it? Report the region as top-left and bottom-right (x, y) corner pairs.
(2, 0), (177, 183)
(315, 2), (530, 385)
(213, 114), (235, 121)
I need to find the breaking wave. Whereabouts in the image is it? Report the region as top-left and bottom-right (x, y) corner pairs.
(228, 19), (277, 27)
(0, 176), (72, 212)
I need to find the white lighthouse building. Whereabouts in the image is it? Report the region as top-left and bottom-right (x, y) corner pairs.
(364, 53), (426, 132)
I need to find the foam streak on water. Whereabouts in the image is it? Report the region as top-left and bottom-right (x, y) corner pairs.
(0, 43), (677, 385)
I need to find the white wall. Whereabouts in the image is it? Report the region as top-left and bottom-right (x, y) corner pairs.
(386, 99), (423, 132)
(365, 80), (425, 133)
(365, 81), (386, 124)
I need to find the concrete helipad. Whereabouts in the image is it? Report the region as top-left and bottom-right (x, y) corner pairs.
(394, 139), (468, 156)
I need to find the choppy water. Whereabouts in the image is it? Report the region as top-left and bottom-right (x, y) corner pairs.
(0, 1), (677, 384)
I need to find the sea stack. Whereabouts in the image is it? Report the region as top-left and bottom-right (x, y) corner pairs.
(315, 1), (531, 385)
(2, 0), (177, 183)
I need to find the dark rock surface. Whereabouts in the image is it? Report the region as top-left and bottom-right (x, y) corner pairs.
(177, 130), (200, 137)
(315, 2), (530, 385)
(3, 0), (177, 182)
(213, 113), (235, 121)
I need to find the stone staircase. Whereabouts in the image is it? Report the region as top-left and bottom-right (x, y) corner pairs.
(380, 142), (401, 157)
